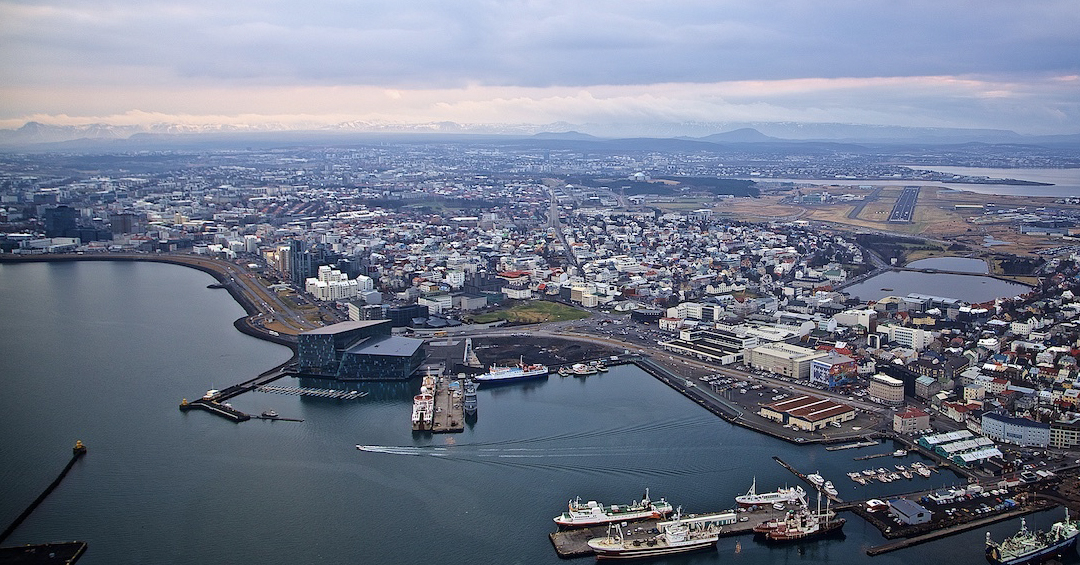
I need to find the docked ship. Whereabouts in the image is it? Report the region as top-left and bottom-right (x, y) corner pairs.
(587, 511), (724, 559)
(735, 478), (806, 508)
(554, 489), (673, 528)
(463, 379), (477, 415)
(411, 375), (437, 431)
(986, 511), (1079, 565)
(474, 357), (549, 385)
(411, 392), (434, 430)
(754, 493), (845, 543)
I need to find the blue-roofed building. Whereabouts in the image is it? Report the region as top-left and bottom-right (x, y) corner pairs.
(888, 498), (932, 525)
(981, 412), (1050, 447)
(298, 320), (425, 380)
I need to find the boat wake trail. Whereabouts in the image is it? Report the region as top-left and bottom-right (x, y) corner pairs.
(355, 441), (734, 478)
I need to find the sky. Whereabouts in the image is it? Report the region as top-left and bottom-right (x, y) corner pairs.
(1, 0), (1079, 134)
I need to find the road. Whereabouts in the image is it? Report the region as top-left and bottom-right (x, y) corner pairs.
(546, 185), (580, 268)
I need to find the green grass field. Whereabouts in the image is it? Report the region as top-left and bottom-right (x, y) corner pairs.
(471, 301), (591, 324)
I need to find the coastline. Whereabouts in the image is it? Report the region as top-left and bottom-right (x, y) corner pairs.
(0, 252), (886, 448)
(0, 253), (299, 352)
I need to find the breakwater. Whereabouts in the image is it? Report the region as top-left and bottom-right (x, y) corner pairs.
(0, 442), (87, 545)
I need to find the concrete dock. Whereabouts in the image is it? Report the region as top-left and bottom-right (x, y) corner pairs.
(431, 377), (464, 433)
(179, 398), (251, 422)
(0, 541), (87, 564)
(549, 506), (791, 558)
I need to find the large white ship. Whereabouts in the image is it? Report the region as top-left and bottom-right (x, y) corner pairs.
(554, 489), (673, 528)
(735, 478), (806, 508)
(474, 358), (549, 385)
(587, 511), (725, 560)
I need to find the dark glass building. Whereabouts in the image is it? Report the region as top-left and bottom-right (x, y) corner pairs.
(297, 320), (425, 381)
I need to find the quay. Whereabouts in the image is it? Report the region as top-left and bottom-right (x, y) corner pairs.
(865, 505), (1046, 556)
(431, 377), (464, 433)
(0, 442), (87, 547)
(549, 506), (790, 558)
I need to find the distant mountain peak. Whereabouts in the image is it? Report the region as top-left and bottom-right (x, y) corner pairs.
(700, 128), (777, 143)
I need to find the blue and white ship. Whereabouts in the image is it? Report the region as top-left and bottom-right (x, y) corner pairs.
(986, 510), (1079, 565)
(474, 357), (549, 385)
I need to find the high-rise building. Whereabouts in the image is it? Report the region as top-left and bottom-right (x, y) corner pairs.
(44, 205), (78, 237)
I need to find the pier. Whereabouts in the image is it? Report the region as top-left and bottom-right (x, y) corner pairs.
(854, 451), (897, 461)
(772, 456), (843, 504)
(179, 358), (299, 423)
(206, 359), (295, 403)
(549, 506), (790, 558)
(430, 377), (464, 433)
(179, 398), (251, 422)
(825, 440), (879, 452)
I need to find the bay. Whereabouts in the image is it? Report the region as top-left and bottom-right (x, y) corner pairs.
(0, 261), (1061, 564)
(842, 271), (1029, 304)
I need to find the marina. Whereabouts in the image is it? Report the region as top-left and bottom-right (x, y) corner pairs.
(255, 385), (368, 400)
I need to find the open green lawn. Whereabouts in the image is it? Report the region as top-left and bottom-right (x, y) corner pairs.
(471, 300), (591, 324)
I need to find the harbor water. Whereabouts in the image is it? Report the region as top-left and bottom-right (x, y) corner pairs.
(0, 261), (1071, 564)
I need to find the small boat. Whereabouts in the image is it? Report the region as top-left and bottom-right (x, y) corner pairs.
(572, 363), (598, 376)
(893, 449), (907, 457)
(847, 472), (862, 481)
(901, 470), (913, 480)
(865, 499), (888, 512)
(824, 483), (838, 497)
(261, 410), (279, 419)
(807, 473), (825, 487)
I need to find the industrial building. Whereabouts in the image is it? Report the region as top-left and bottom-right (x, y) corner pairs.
(297, 320), (425, 381)
(758, 394), (855, 431)
(888, 499), (932, 525)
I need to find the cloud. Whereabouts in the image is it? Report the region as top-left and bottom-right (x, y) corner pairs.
(2, 74), (1077, 134)
(1, 0), (1078, 132)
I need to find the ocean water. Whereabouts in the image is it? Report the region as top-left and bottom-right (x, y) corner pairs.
(0, 261), (1068, 564)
